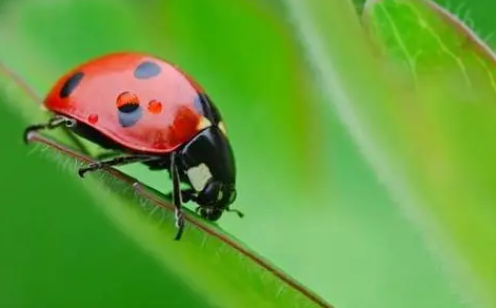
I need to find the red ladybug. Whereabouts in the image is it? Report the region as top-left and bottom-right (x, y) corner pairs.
(24, 52), (243, 240)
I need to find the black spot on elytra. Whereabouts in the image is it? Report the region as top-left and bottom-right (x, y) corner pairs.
(60, 72), (84, 98)
(194, 93), (222, 123)
(118, 106), (143, 128)
(134, 61), (161, 79)
(118, 103), (140, 113)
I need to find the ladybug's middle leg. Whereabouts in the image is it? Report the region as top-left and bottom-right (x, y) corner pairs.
(78, 155), (158, 178)
(170, 152), (185, 241)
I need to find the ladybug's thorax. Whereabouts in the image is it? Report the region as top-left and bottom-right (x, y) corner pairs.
(179, 126), (236, 218)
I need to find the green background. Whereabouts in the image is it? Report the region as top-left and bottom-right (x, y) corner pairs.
(0, 0), (494, 308)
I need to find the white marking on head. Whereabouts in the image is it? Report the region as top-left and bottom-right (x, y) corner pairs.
(218, 121), (227, 135)
(186, 163), (212, 191)
(197, 117), (212, 131)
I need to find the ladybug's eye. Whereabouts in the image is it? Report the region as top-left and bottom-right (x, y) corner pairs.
(116, 92), (140, 113)
(228, 190), (237, 204)
(217, 185), (224, 201)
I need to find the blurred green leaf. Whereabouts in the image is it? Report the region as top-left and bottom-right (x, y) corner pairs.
(361, 0), (496, 307)
(282, 0), (496, 307)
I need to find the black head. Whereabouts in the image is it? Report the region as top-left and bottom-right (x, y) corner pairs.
(179, 125), (237, 221)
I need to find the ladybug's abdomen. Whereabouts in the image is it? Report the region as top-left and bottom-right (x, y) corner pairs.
(44, 52), (205, 154)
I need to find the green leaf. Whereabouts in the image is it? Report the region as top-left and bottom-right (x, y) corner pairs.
(362, 0), (496, 101)
(0, 62), (332, 308)
(283, 0), (496, 307)
(361, 0), (496, 307)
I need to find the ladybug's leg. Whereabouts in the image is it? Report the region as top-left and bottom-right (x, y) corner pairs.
(192, 206), (244, 218)
(170, 152), (185, 240)
(164, 188), (196, 203)
(23, 115), (76, 143)
(78, 155), (157, 178)
(95, 151), (122, 160)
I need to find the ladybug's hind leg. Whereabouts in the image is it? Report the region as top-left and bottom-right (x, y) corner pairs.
(23, 115), (76, 143)
(78, 155), (158, 178)
(95, 151), (122, 160)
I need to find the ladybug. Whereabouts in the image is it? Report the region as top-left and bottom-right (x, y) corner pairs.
(23, 52), (243, 240)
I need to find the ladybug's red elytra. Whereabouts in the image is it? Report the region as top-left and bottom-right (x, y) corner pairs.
(24, 52), (243, 240)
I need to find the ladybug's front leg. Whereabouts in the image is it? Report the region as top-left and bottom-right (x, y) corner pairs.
(23, 115), (76, 143)
(164, 188), (196, 203)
